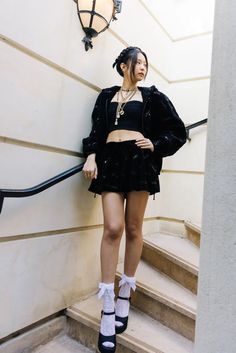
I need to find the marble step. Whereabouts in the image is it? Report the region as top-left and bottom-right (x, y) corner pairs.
(31, 334), (94, 353)
(142, 233), (199, 294)
(66, 294), (194, 353)
(184, 221), (201, 247)
(116, 259), (196, 341)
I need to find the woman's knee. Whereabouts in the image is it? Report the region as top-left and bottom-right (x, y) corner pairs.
(103, 223), (124, 242)
(125, 222), (142, 240)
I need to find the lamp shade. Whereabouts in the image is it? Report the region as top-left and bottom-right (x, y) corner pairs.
(76, 0), (115, 50)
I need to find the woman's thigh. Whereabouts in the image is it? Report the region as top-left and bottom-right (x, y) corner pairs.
(125, 191), (149, 233)
(102, 192), (126, 234)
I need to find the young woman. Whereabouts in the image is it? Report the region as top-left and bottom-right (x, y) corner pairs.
(82, 46), (186, 353)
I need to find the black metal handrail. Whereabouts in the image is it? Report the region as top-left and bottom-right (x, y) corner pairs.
(0, 162), (85, 214)
(0, 118), (208, 214)
(186, 118), (208, 141)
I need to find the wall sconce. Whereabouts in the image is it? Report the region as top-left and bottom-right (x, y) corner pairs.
(73, 0), (122, 51)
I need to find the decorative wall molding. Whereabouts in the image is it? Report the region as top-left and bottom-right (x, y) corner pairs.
(0, 136), (83, 157)
(172, 31), (213, 42)
(0, 224), (103, 243)
(170, 75), (210, 84)
(0, 34), (100, 92)
(0, 217), (185, 243)
(162, 169), (204, 175)
(109, 28), (210, 83)
(0, 136), (205, 173)
(0, 33), (210, 85)
(0, 135), (205, 175)
(139, 0), (213, 42)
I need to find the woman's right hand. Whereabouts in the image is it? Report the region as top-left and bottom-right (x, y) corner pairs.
(82, 153), (98, 179)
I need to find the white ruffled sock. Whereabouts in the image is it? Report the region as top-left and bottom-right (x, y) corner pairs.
(98, 282), (115, 348)
(115, 274), (136, 328)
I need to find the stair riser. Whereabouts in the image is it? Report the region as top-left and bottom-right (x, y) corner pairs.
(115, 277), (195, 341)
(67, 318), (96, 352)
(186, 229), (200, 247)
(142, 245), (198, 294)
(67, 317), (143, 353)
(131, 290), (195, 341)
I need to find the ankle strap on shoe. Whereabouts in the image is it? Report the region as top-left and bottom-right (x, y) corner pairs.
(101, 310), (115, 316)
(117, 296), (131, 301)
(119, 274), (136, 291)
(98, 282), (115, 299)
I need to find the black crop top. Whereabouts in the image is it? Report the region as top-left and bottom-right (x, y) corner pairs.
(108, 100), (143, 133)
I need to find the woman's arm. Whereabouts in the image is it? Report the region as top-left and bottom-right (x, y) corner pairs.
(150, 90), (187, 158)
(82, 90), (104, 157)
(82, 91), (105, 179)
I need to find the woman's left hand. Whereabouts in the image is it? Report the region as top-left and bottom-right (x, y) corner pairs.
(135, 138), (154, 152)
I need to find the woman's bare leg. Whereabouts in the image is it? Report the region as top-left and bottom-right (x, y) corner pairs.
(115, 191), (149, 331)
(124, 191), (149, 276)
(100, 192), (125, 283)
(99, 192), (125, 348)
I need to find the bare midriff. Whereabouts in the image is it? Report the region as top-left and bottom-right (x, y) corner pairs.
(106, 130), (144, 143)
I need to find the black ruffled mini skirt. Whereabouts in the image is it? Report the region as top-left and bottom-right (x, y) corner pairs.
(88, 140), (160, 196)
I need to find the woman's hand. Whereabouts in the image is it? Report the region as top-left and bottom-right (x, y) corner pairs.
(82, 154), (98, 179)
(135, 138), (154, 152)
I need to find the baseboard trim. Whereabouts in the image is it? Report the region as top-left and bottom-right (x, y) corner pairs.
(0, 311), (66, 353)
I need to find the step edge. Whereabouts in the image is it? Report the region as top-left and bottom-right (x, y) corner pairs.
(66, 307), (166, 353)
(184, 221), (201, 235)
(67, 307), (99, 331)
(116, 272), (196, 320)
(143, 239), (199, 276)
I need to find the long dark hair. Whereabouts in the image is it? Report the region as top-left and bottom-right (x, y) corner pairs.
(112, 47), (148, 82)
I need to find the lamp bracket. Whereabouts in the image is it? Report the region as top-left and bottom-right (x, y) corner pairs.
(114, 0), (122, 13)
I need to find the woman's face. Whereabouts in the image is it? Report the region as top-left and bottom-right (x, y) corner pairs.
(133, 52), (147, 82)
(121, 52), (147, 83)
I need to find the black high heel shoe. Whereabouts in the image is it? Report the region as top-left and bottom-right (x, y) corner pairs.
(115, 296), (131, 334)
(98, 311), (116, 353)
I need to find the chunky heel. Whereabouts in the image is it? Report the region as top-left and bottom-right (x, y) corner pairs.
(115, 296), (131, 334)
(98, 311), (116, 353)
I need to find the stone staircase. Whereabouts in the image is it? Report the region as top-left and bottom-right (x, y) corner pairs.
(65, 222), (201, 353)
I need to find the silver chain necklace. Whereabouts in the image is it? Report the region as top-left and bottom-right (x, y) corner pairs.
(115, 88), (137, 125)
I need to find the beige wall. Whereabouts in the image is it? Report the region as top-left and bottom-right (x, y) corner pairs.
(0, 0), (214, 339)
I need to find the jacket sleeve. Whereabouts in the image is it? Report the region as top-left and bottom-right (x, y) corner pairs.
(82, 91), (104, 157)
(150, 90), (187, 158)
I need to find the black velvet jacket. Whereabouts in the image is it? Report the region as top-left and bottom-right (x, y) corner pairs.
(82, 85), (187, 174)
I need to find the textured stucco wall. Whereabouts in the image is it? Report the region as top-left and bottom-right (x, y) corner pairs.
(194, 1), (236, 352)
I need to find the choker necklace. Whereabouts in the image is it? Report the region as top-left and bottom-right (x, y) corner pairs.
(115, 87), (137, 125)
